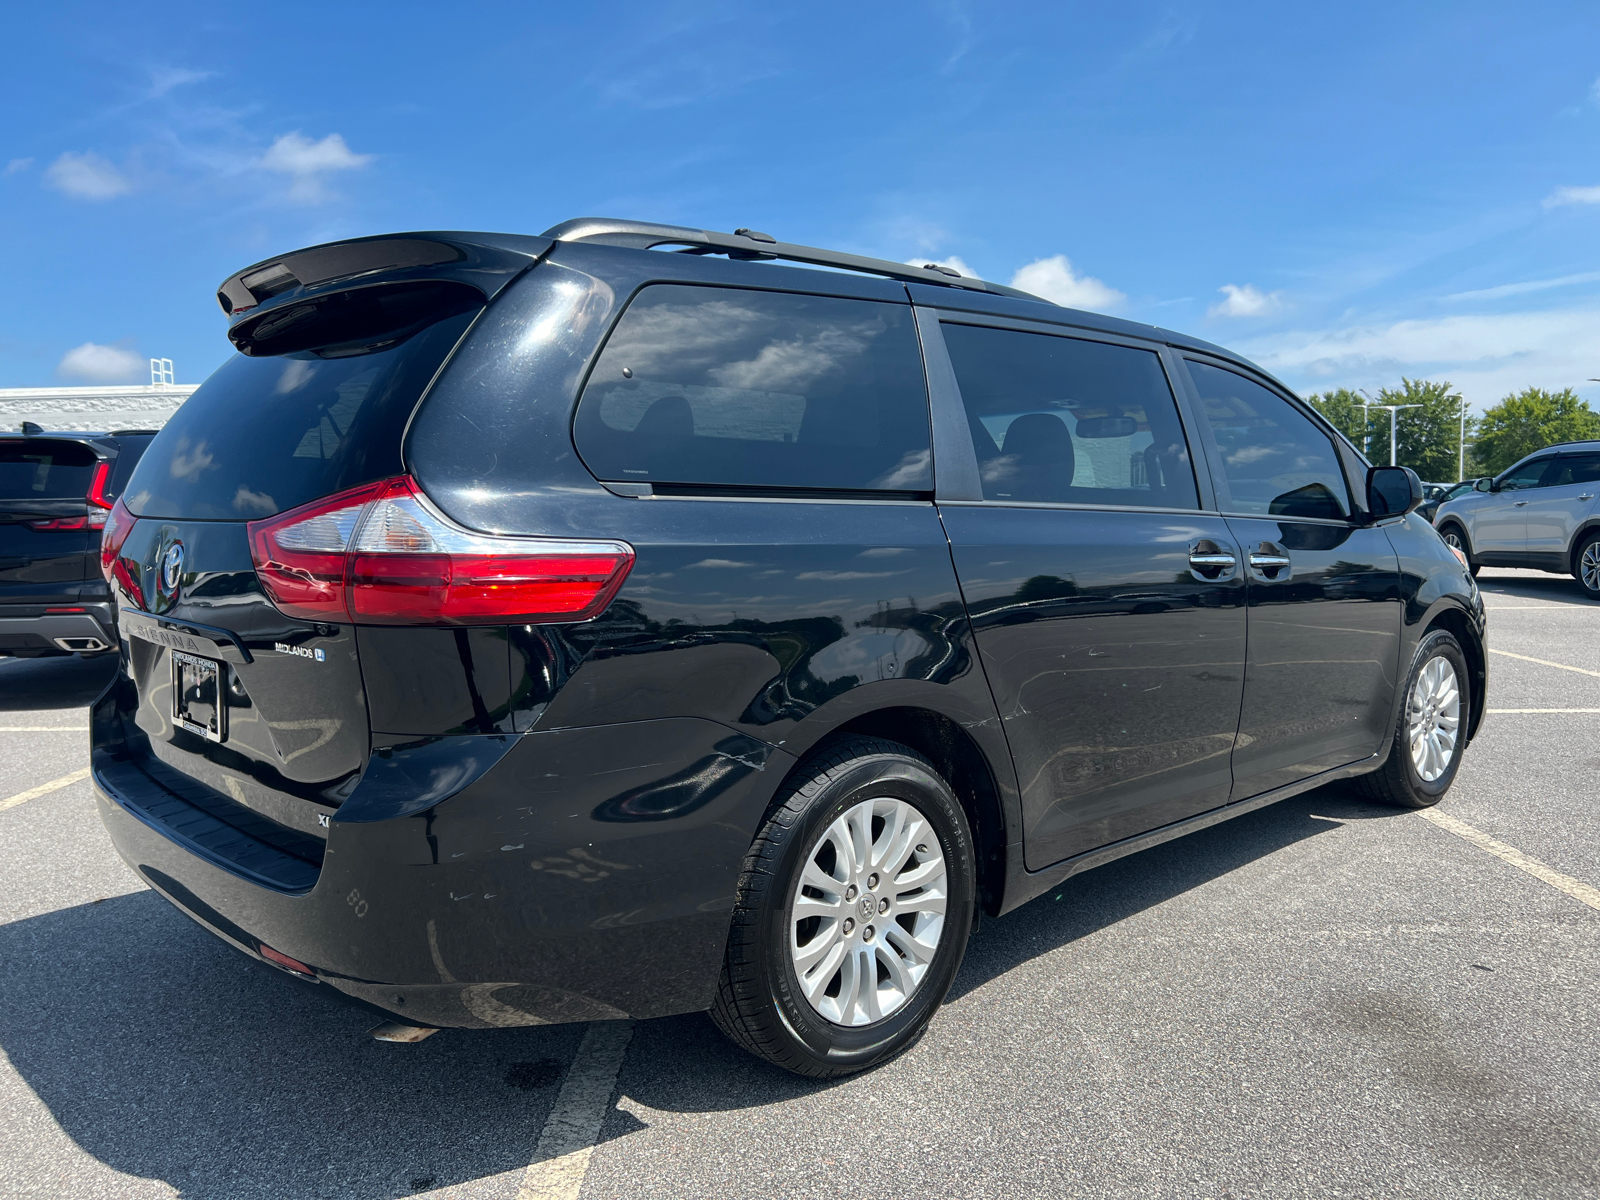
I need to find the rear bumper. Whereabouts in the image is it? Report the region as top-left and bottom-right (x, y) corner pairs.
(93, 710), (792, 1029)
(0, 604), (116, 653)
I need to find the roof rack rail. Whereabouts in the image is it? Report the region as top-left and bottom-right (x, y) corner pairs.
(541, 218), (1052, 304)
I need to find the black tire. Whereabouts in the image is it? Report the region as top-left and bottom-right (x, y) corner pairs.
(1438, 523), (1480, 578)
(710, 736), (976, 1077)
(1357, 629), (1471, 809)
(1573, 532), (1600, 601)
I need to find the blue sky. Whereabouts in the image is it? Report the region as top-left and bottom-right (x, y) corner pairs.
(3, 1), (1599, 414)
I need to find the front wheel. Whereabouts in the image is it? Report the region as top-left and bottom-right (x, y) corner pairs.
(1358, 630), (1471, 808)
(710, 736), (976, 1077)
(1574, 533), (1600, 601)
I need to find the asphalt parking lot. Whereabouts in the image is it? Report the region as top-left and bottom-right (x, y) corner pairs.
(2, 567), (1597, 1200)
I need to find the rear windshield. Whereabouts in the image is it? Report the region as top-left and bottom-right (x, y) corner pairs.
(0, 439), (97, 501)
(573, 285), (932, 492)
(124, 307), (479, 520)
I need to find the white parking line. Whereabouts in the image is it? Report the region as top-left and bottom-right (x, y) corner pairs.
(1488, 648), (1600, 679)
(0, 726), (89, 732)
(0, 768), (91, 813)
(518, 1020), (635, 1200)
(1487, 708), (1600, 714)
(1420, 809), (1600, 912)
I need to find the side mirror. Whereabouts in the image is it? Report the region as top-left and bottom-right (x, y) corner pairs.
(1075, 416), (1138, 439)
(1367, 465), (1423, 518)
(1474, 477), (1492, 492)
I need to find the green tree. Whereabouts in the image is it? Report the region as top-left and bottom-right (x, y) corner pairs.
(1307, 379), (1473, 481)
(1472, 387), (1600, 476)
(1305, 388), (1368, 446)
(1369, 378), (1472, 482)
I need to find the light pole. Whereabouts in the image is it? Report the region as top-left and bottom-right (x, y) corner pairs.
(1459, 398), (1467, 482)
(1368, 403), (1422, 467)
(1358, 389), (1374, 459)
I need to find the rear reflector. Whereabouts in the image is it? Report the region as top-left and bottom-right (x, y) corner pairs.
(259, 944), (317, 977)
(248, 477), (634, 626)
(25, 516), (93, 530)
(86, 461), (113, 525)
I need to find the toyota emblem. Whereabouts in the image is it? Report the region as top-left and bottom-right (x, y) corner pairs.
(160, 542), (185, 594)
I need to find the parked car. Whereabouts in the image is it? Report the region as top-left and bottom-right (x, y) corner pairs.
(1434, 442), (1600, 597)
(1, 428), (156, 656)
(1419, 478), (1483, 525)
(91, 221), (1486, 1077)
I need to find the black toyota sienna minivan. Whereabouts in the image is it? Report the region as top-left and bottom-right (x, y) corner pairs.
(93, 220), (1486, 1076)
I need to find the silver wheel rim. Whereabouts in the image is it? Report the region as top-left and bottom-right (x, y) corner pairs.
(1408, 655), (1461, 783)
(1443, 530), (1463, 554)
(789, 796), (948, 1026)
(1582, 543), (1600, 593)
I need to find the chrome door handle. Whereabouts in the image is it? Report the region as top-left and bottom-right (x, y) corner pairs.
(1188, 539), (1237, 580)
(1249, 551), (1291, 568)
(1247, 542), (1291, 580)
(1580, 494), (1595, 501)
(1513, 500), (1528, 506)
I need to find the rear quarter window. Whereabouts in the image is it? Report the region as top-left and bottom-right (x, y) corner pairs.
(573, 285), (931, 492)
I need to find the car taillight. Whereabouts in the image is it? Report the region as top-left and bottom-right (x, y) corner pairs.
(25, 516), (92, 530)
(247, 477), (635, 626)
(86, 460), (113, 529)
(100, 498), (142, 604)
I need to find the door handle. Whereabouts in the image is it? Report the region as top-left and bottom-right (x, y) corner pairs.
(1580, 494), (1594, 501)
(1248, 542), (1291, 580)
(1513, 500), (1528, 506)
(1187, 539), (1236, 580)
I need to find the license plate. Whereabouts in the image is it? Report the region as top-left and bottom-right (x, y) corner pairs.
(172, 650), (227, 743)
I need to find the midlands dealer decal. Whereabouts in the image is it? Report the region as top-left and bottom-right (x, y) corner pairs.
(275, 643), (325, 662)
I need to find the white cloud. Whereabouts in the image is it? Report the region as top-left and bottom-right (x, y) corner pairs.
(1545, 184), (1600, 207)
(1234, 306), (1600, 407)
(5, 158), (32, 175)
(148, 67), (212, 99)
(1009, 255), (1125, 311)
(57, 342), (145, 383)
(907, 255), (976, 278)
(258, 132), (373, 203)
(44, 151), (131, 200)
(1444, 271), (1600, 302)
(1209, 283), (1282, 318)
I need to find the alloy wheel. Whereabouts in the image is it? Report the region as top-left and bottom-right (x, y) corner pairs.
(788, 797), (948, 1026)
(1407, 655), (1461, 783)
(1582, 541), (1600, 594)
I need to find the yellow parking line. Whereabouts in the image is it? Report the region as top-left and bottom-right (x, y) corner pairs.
(518, 1020), (635, 1200)
(1420, 809), (1600, 912)
(1488, 648), (1600, 679)
(0, 768), (91, 813)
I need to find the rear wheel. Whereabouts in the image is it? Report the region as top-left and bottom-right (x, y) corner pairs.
(1574, 533), (1600, 601)
(1358, 630), (1470, 809)
(1438, 524), (1480, 578)
(710, 736), (975, 1077)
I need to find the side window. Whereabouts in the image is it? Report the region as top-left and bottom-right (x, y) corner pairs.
(1496, 458), (1552, 491)
(1186, 361), (1351, 519)
(1540, 455), (1600, 487)
(573, 285), (931, 492)
(939, 323), (1199, 508)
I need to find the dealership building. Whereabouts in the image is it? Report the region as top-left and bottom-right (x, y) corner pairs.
(1, 361), (197, 433)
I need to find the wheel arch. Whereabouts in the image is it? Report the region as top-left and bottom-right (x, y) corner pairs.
(1567, 519), (1600, 575)
(1421, 602), (1486, 744)
(766, 703), (1013, 917)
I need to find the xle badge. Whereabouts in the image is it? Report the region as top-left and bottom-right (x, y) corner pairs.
(275, 643), (325, 662)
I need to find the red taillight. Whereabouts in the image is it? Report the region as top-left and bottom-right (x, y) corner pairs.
(25, 516), (91, 531)
(100, 498), (141, 604)
(247, 477), (635, 626)
(86, 460), (113, 528)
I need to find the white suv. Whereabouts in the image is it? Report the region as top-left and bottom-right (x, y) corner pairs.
(1434, 440), (1600, 598)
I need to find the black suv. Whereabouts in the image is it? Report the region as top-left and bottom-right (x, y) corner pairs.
(1, 429), (155, 656)
(92, 221), (1485, 1076)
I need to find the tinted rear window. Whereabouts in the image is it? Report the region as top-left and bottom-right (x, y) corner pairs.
(573, 285), (931, 492)
(125, 307), (478, 520)
(0, 439), (97, 501)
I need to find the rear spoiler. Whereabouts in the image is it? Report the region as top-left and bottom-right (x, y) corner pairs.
(216, 232), (555, 319)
